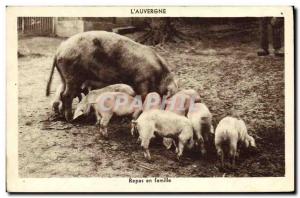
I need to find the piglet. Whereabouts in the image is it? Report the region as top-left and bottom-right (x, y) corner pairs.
(133, 109), (194, 161)
(131, 92), (162, 136)
(214, 116), (256, 169)
(163, 89), (201, 150)
(90, 91), (141, 138)
(187, 103), (214, 155)
(73, 84), (136, 120)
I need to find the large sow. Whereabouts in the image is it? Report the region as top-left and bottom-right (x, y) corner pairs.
(46, 31), (178, 121)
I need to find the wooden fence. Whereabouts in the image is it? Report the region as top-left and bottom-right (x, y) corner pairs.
(18, 17), (55, 36)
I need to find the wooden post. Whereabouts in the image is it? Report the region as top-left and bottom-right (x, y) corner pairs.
(52, 17), (57, 36)
(21, 17), (25, 34)
(130, 17), (133, 25)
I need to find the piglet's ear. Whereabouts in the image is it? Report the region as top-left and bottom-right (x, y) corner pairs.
(249, 136), (257, 148)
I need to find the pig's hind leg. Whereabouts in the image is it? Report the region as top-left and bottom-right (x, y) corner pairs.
(194, 122), (206, 155)
(229, 142), (238, 170)
(141, 138), (151, 161)
(61, 84), (77, 121)
(140, 129), (153, 161)
(215, 143), (224, 169)
(195, 133), (206, 155)
(177, 140), (185, 160)
(99, 112), (113, 138)
(60, 76), (84, 122)
(177, 134), (188, 160)
(95, 111), (102, 126)
(51, 83), (64, 114)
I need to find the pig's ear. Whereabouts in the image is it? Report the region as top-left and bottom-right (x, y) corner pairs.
(81, 93), (85, 99)
(249, 136), (256, 148)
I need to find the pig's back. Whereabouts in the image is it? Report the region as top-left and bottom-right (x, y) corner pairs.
(86, 84), (135, 102)
(215, 117), (238, 142)
(187, 103), (211, 120)
(139, 109), (191, 132)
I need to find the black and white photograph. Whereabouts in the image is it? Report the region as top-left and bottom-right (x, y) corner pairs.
(6, 6), (294, 192)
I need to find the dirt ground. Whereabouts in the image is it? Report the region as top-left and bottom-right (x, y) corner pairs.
(18, 27), (285, 177)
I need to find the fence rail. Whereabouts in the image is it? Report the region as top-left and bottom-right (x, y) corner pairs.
(18, 17), (55, 36)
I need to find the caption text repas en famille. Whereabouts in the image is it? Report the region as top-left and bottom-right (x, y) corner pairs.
(129, 178), (172, 184)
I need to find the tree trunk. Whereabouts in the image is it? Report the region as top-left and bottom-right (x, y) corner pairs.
(137, 18), (187, 45)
